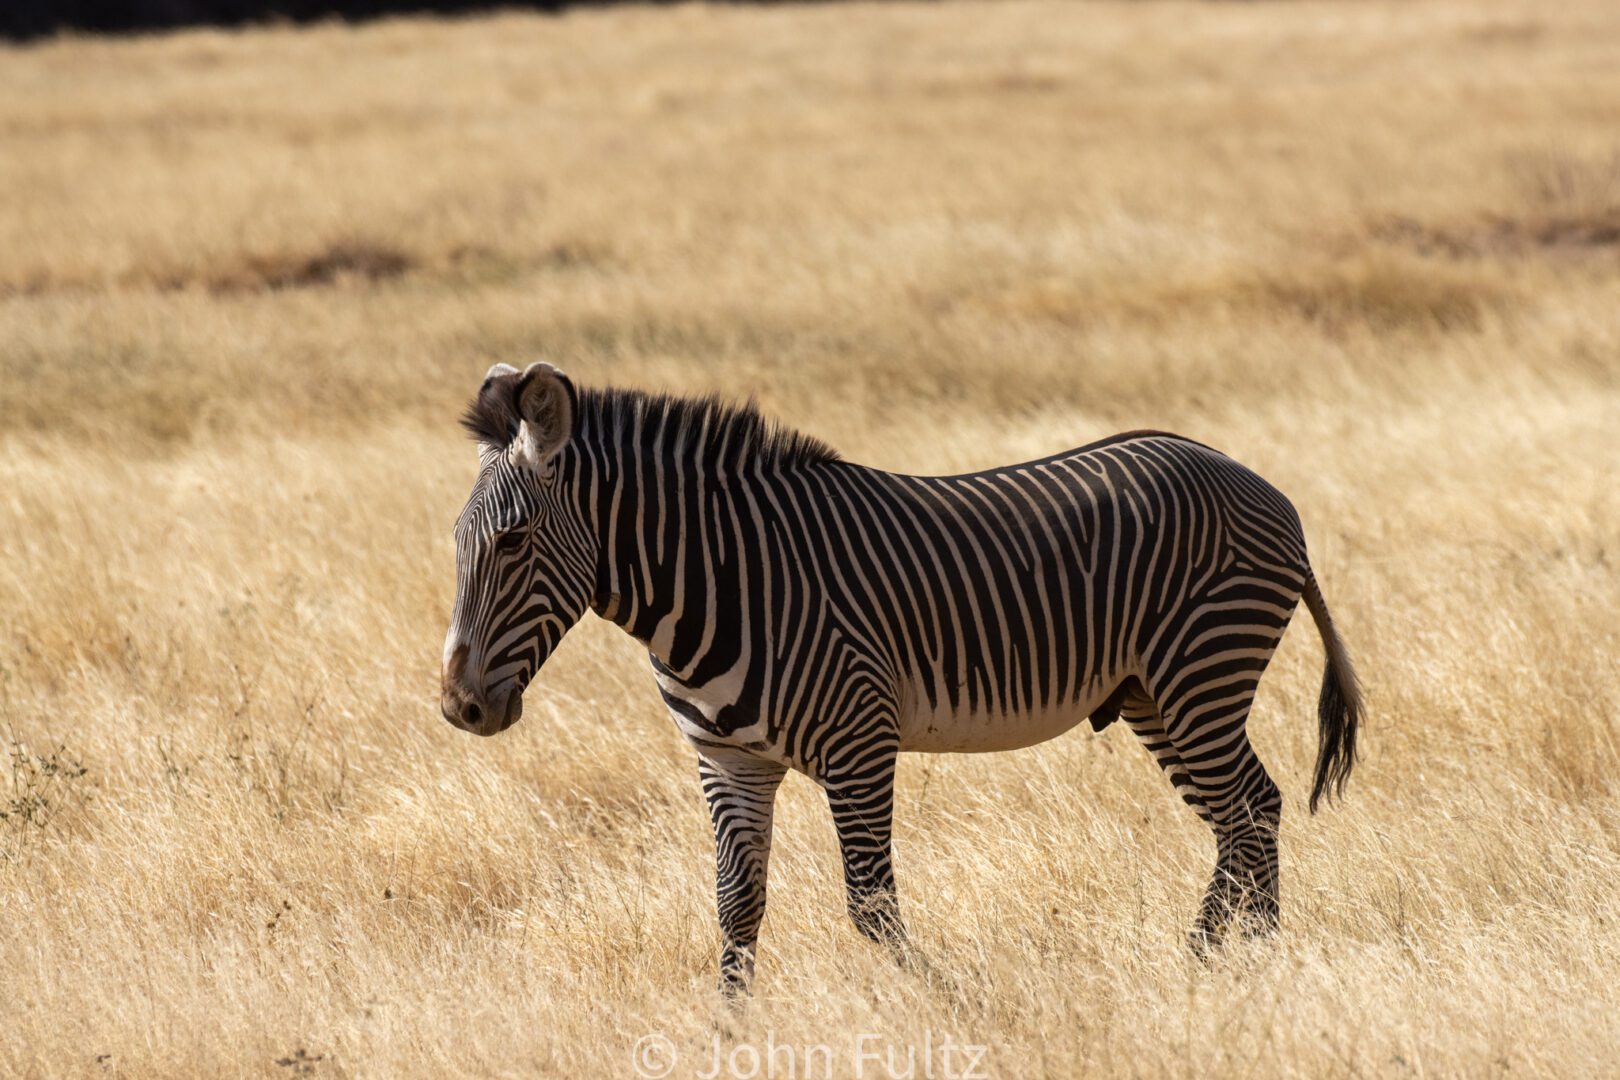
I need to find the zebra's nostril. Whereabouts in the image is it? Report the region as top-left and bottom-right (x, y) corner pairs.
(464, 702), (483, 727)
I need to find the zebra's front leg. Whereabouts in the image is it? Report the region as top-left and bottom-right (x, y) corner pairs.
(825, 766), (908, 957)
(698, 750), (787, 997)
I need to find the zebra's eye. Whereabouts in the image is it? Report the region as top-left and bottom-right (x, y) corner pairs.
(493, 530), (529, 555)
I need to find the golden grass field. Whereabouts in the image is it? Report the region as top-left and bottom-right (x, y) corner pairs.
(2, 0), (1619, 1075)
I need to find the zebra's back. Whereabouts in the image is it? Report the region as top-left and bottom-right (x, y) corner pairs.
(789, 432), (1308, 753)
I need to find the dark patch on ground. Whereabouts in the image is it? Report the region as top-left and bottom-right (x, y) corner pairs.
(192, 240), (416, 294)
(274, 1048), (324, 1075)
(1257, 261), (1506, 334)
(1373, 213), (1620, 260)
(0, 239), (612, 299)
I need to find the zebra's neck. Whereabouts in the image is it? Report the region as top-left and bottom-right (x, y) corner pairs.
(570, 388), (836, 681)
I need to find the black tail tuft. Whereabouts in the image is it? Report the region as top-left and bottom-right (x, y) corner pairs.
(1309, 654), (1359, 813)
(1302, 571), (1362, 814)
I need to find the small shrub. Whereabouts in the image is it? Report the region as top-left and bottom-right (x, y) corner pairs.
(1, 740), (92, 857)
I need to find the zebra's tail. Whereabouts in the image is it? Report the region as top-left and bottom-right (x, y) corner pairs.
(1302, 568), (1362, 814)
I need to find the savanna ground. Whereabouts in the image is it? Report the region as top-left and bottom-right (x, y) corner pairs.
(2, 0), (1618, 1075)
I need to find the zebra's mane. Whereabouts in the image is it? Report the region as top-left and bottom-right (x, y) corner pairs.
(461, 380), (522, 448)
(580, 388), (841, 472)
(462, 381), (840, 472)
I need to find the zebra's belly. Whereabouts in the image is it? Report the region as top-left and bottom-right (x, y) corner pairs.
(897, 682), (1114, 753)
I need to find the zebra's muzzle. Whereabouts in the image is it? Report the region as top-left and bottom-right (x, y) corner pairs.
(440, 645), (525, 736)
(492, 684), (524, 733)
(440, 681), (523, 737)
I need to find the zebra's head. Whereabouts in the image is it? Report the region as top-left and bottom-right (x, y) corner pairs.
(441, 362), (596, 736)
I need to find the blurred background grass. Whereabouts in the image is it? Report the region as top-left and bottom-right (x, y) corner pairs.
(1, 1), (1618, 1076)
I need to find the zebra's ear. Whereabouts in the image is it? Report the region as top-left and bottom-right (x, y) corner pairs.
(511, 362), (576, 473)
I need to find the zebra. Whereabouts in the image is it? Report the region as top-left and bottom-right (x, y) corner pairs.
(440, 361), (1362, 994)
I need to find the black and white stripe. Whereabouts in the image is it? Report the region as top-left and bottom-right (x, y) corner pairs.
(443, 364), (1362, 992)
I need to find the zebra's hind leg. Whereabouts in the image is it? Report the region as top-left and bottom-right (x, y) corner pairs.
(1119, 680), (1214, 829)
(698, 749), (788, 997)
(1152, 679), (1283, 953)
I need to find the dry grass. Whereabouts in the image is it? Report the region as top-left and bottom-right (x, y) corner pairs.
(2, 1), (1619, 1076)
